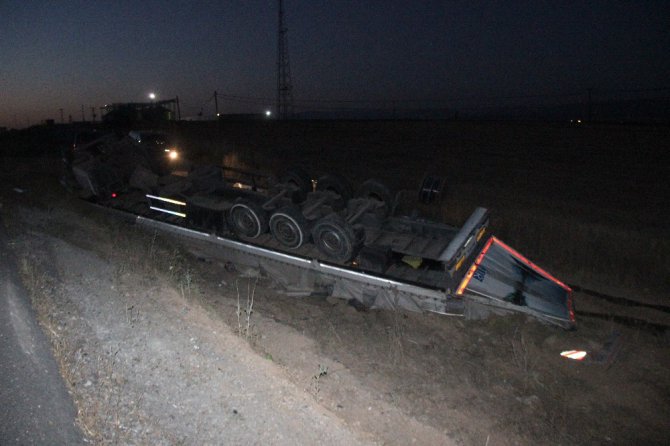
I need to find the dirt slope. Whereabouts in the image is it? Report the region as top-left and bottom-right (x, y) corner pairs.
(9, 215), (380, 444)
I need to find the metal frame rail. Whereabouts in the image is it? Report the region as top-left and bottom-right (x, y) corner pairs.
(135, 215), (463, 315)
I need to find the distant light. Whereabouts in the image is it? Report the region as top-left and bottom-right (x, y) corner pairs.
(149, 92), (156, 100)
(216, 113), (220, 117)
(168, 150), (178, 160)
(576, 119), (582, 124)
(265, 110), (272, 117)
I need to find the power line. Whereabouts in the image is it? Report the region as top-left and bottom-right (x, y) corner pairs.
(213, 86), (670, 108)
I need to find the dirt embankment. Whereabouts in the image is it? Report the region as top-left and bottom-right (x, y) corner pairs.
(8, 206), (381, 445)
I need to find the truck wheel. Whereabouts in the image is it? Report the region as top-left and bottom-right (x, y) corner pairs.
(269, 206), (309, 249)
(228, 199), (268, 239)
(311, 214), (361, 263)
(355, 179), (394, 217)
(280, 167), (312, 203)
(315, 174), (353, 201)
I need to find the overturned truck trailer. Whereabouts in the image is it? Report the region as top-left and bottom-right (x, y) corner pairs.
(67, 133), (575, 329)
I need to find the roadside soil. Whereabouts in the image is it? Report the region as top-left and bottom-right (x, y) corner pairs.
(1, 156), (669, 445)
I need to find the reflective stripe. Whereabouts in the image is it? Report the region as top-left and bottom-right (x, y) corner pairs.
(456, 236), (495, 295)
(149, 206), (186, 218)
(146, 194), (187, 206)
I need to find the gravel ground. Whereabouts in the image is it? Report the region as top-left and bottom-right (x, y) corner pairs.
(14, 225), (380, 445)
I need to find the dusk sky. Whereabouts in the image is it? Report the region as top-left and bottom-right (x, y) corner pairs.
(1, 0), (669, 128)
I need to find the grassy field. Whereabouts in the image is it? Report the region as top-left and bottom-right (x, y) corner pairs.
(172, 119), (670, 302)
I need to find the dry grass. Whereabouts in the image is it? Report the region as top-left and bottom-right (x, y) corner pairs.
(509, 329), (539, 391)
(490, 205), (670, 295)
(18, 255), (101, 441)
(386, 309), (406, 366)
(106, 223), (200, 298)
(310, 364), (329, 399)
(235, 276), (258, 339)
(12, 212), (211, 444)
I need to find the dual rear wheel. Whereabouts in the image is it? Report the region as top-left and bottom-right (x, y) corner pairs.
(228, 200), (311, 250)
(228, 200), (360, 262)
(269, 206), (309, 249)
(310, 214), (362, 263)
(227, 199), (268, 239)
(270, 210), (362, 263)
(228, 176), (389, 264)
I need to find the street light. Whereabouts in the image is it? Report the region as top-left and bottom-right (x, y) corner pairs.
(148, 92), (156, 101)
(265, 110), (272, 117)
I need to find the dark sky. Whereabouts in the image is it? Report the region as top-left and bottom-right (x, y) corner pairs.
(1, 0), (669, 127)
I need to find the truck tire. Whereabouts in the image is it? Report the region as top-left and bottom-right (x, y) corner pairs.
(355, 179), (394, 217)
(315, 174), (353, 201)
(269, 206), (309, 249)
(311, 214), (361, 263)
(228, 199), (268, 239)
(280, 167), (312, 203)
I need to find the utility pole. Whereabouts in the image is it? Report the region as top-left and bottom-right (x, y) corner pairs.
(276, 0), (293, 119)
(176, 96), (181, 120)
(91, 107), (96, 122)
(214, 91), (219, 116)
(81, 105), (85, 122)
(59, 108), (64, 124)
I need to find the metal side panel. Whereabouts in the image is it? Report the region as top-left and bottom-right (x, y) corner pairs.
(135, 216), (461, 316)
(456, 236), (575, 328)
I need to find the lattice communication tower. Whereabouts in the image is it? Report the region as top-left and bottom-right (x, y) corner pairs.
(277, 0), (293, 119)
